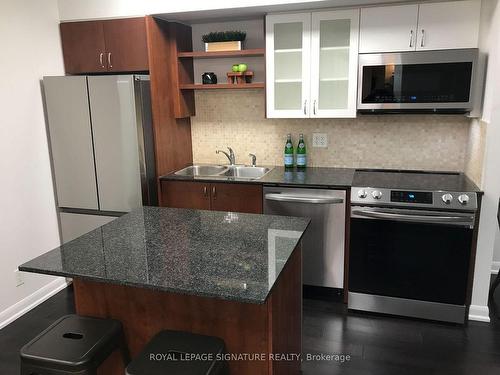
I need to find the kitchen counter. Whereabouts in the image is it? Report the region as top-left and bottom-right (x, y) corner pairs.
(160, 166), (355, 189)
(160, 166), (482, 192)
(19, 206), (309, 304)
(20, 206), (308, 374)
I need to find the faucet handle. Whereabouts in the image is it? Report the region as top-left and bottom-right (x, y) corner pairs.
(249, 153), (257, 167)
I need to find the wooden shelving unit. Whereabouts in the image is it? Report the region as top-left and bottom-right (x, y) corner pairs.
(179, 83), (265, 90)
(178, 48), (265, 59)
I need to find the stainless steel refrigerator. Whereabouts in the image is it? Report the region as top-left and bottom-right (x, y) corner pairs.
(43, 75), (157, 244)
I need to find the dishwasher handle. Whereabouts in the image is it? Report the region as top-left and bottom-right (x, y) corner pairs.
(265, 193), (344, 205)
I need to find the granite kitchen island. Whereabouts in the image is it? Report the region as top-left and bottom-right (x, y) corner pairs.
(19, 207), (310, 375)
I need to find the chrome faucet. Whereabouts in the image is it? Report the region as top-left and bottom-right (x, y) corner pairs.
(249, 153), (257, 167)
(216, 147), (236, 165)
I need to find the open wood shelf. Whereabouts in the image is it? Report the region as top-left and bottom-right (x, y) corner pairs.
(178, 48), (265, 59)
(180, 83), (265, 90)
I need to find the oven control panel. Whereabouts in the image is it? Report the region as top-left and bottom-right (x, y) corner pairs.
(391, 191), (433, 204)
(351, 188), (478, 211)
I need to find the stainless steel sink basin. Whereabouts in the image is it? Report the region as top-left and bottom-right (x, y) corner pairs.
(174, 165), (227, 176)
(173, 164), (273, 180)
(222, 166), (272, 179)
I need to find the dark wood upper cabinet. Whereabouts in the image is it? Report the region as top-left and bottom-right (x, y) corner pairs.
(60, 21), (106, 74)
(60, 17), (148, 74)
(103, 18), (148, 72)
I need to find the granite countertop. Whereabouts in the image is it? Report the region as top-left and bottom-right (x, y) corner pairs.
(19, 207), (310, 304)
(160, 166), (481, 193)
(160, 166), (355, 189)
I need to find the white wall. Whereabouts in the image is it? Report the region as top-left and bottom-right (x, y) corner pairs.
(469, 0), (500, 322)
(0, 0), (67, 329)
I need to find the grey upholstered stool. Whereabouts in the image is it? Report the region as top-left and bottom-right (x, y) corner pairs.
(20, 314), (130, 375)
(126, 330), (228, 375)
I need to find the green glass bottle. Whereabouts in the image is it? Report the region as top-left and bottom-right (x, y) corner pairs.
(284, 134), (294, 168)
(296, 133), (307, 168)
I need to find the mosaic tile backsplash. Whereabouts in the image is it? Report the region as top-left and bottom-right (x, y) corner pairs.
(191, 90), (482, 183)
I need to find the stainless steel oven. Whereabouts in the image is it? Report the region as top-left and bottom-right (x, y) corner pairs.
(349, 178), (479, 324)
(358, 49), (478, 113)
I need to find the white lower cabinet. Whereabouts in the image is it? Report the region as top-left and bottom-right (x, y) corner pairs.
(266, 9), (359, 118)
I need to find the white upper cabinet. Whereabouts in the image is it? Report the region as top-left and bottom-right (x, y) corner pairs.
(310, 9), (359, 118)
(360, 5), (418, 53)
(266, 9), (359, 118)
(416, 0), (481, 51)
(360, 0), (480, 53)
(266, 13), (311, 118)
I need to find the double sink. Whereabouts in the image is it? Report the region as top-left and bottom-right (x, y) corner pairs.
(175, 165), (273, 180)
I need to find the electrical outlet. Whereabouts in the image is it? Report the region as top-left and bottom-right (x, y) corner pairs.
(14, 270), (25, 287)
(312, 133), (328, 148)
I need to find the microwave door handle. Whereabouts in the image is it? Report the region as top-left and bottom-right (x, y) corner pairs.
(351, 209), (474, 226)
(265, 193), (343, 205)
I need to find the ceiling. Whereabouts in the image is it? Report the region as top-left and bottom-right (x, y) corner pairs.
(154, 0), (422, 24)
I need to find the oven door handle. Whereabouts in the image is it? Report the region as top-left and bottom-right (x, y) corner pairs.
(351, 208), (475, 227)
(265, 193), (344, 205)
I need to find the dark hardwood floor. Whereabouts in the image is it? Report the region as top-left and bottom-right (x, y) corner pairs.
(1, 283), (500, 374)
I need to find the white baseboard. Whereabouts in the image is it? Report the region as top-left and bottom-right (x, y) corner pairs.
(0, 278), (69, 330)
(491, 261), (500, 275)
(468, 304), (490, 322)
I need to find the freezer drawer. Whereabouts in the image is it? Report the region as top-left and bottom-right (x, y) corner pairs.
(60, 212), (117, 244)
(43, 76), (99, 210)
(263, 186), (346, 288)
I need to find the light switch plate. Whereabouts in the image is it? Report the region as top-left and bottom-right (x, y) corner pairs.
(312, 133), (328, 148)
(14, 270), (25, 287)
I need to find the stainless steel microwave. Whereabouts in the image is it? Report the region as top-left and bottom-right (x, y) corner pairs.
(357, 49), (478, 113)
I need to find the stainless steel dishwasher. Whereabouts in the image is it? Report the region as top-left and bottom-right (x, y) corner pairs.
(263, 186), (346, 289)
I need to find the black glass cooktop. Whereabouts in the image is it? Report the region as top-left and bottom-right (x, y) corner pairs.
(352, 169), (481, 192)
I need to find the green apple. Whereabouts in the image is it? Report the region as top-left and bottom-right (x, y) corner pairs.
(232, 64), (239, 72)
(238, 63), (248, 72)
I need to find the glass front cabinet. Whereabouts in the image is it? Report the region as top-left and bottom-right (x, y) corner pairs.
(266, 10), (359, 118)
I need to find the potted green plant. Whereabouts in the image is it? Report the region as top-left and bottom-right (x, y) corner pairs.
(202, 31), (246, 52)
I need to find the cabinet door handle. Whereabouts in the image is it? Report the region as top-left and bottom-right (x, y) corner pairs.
(409, 30), (414, 47)
(203, 186), (208, 197)
(99, 52), (105, 68)
(420, 29), (425, 47)
(313, 100), (317, 115)
(107, 52), (112, 68)
(212, 186), (216, 199)
(303, 100), (307, 115)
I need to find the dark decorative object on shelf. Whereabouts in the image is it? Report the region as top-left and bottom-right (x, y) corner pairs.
(202, 31), (246, 43)
(202, 72), (218, 84)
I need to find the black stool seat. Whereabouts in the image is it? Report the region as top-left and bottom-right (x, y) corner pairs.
(20, 314), (129, 375)
(126, 330), (228, 375)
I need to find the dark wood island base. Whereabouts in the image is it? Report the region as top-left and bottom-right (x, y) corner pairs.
(73, 246), (302, 375)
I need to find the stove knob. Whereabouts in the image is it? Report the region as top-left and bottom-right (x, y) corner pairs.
(458, 194), (470, 205)
(372, 190), (383, 200)
(357, 189), (367, 199)
(442, 193), (453, 204)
